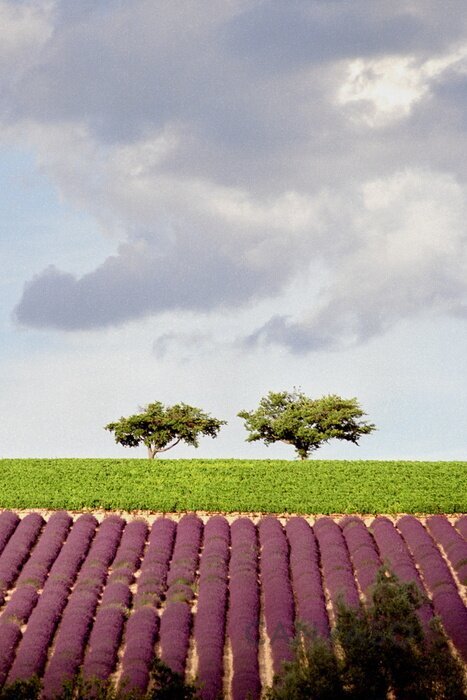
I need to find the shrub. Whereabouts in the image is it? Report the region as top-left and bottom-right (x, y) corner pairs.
(266, 568), (467, 700)
(0, 658), (198, 700)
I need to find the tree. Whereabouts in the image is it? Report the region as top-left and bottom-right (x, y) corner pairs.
(238, 389), (376, 460)
(105, 401), (226, 459)
(266, 567), (467, 700)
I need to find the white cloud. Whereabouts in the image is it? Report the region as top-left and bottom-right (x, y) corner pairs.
(251, 169), (467, 350)
(0, 0), (54, 76)
(337, 44), (467, 126)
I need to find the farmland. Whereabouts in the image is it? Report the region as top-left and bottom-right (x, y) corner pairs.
(0, 510), (465, 699)
(0, 459), (465, 698)
(0, 459), (466, 513)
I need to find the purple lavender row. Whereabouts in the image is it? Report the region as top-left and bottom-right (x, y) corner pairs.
(229, 518), (261, 700)
(119, 607), (159, 695)
(397, 515), (467, 662)
(426, 515), (467, 585)
(0, 511), (72, 686)
(160, 515), (203, 677)
(0, 513), (44, 606)
(455, 516), (467, 540)
(258, 517), (294, 675)
(83, 520), (148, 683)
(0, 511), (20, 557)
(370, 517), (432, 630)
(8, 514), (98, 684)
(286, 517), (329, 639)
(194, 516), (230, 700)
(340, 517), (381, 598)
(314, 518), (360, 611)
(133, 518), (176, 608)
(41, 515), (125, 699)
(119, 518), (176, 695)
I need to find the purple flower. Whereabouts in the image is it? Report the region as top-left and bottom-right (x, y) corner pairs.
(397, 515), (467, 662)
(0, 511), (20, 556)
(228, 518), (260, 700)
(314, 518), (360, 610)
(426, 515), (467, 584)
(120, 607), (159, 694)
(194, 516), (230, 700)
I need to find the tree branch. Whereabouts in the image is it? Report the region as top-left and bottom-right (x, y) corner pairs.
(154, 438), (182, 454)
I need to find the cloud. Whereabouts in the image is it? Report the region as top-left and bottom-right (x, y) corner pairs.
(336, 46), (467, 127)
(3, 1), (467, 345)
(223, 1), (467, 70)
(14, 234), (283, 329)
(152, 331), (214, 361)
(248, 169), (467, 351)
(11, 120), (342, 330)
(13, 181), (334, 329)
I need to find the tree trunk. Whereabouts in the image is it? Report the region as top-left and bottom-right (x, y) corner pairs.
(147, 445), (157, 459)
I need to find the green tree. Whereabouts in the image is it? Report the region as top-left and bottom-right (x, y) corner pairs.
(238, 389), (376, 459)
(105, 401), (226, 459)
(266, 568), (467, 700)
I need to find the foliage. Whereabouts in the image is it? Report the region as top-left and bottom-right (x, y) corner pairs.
(266, 568), (467, 700)
(238, 390), (376, 459)
(146, 657), (199, 699)
(0, 659), (198, 700)
(0, 677), (42, 700)
(105, 401), (226, 459)
(0, 459), (465, 513)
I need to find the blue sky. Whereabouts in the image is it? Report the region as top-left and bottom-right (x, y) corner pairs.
(1, 0), (467, 459)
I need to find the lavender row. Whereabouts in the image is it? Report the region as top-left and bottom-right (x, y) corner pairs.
(0, 514), (46, 686)
(133, 518), (176, 608)
(0, 512), (72, 686)
(370, 517), (433, 630)
(160, 514), (203, 677)
(397, 515), (467, 662)
(0, 513), (44, 606)
(314, 518), (360, 611)
(0, 511), (20, 557)
(83, 520), (148, 683)
(286, 517), (329, 639)
(41, 516), (125, 699)
(340, 516), (381, 598)
(8, 514), (98, 684)
(455, 515), (467, 540)
(120, 518), (176, 695)
(259, 517), (294, 674)
(229, 518), (261, 700)
(119, 606), (159, 695)
(426, 515), (467, 585)
(194, 516), (230, 700)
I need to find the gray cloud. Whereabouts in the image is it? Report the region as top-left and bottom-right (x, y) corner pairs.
(223, 1), (446, 69)
(14, 234), (289, 330)
(4, 0), (467, 344)
(152, 331), (214, 361)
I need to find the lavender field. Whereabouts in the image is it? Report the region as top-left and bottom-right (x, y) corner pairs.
(0, 510), (465, 699)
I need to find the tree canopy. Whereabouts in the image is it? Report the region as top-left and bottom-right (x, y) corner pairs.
(238, 389), (376, 459)
(267, 568), (466, 699)
(105, 401), (226, 459)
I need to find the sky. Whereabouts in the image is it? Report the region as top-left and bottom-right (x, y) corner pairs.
(1, 0), (467, 460)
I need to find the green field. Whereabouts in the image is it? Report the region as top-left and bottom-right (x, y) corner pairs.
(0, 459), (465, 514)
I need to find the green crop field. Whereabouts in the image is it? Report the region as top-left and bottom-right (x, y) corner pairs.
(0, 459), (465, 514)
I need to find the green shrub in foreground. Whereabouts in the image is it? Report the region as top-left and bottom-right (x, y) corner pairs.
(266, 568), (467, 700)
(0, 659), (199, 700)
